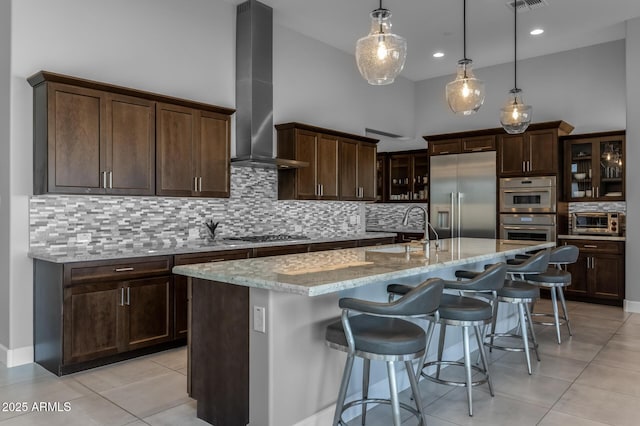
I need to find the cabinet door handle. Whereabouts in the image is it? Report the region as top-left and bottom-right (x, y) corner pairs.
(126, 287), (131, 306)
(109, 171), (113, 189)
(440, 151), (450, 155)
(587, 257), (590, 268)
(194, 177), (198, 192)
(120, 288), (125, 306)
(208, 258), (225, 263)
(470, 148), (483, 152)
(596, 186), (599, 198)
(114, 267), (135, 272)
(591, 257), (595, 269)
(199, 177), (203, 192)
(583, 245), (598, 249)
(102, 171), (107, 189)
(320, 184), (324, 196)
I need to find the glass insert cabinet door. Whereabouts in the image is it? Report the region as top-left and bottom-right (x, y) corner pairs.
(565, 132), (625, 201)
(388, 152), (429, 202)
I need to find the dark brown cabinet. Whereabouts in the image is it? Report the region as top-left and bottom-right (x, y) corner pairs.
(559, 238), (625, 305)
(497, 122), (574, 177)
(156, 103), (231, 198)
(35, 256), (175, 375)
(173, 249), (252, 339)
(29, 71), (234, 198)
(387, 150), (429, 202)
(31, 80), (155, 195)
(276, 122), (378, 201)
(428, 135), (495, 156)
(340, 139), (377, 201)
(563, 131), (625, 201)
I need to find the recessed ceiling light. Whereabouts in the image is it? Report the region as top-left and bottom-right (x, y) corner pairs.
(433, 52), (445, 58)
(530, 28), (544, 35)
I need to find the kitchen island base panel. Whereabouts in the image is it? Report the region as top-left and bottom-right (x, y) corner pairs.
(190, 278), (249, 426)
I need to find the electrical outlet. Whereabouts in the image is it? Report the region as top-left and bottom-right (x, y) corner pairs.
(77, 233), (92, 243)
(253, 306), (266, 333)
(349, 215), (358, 225)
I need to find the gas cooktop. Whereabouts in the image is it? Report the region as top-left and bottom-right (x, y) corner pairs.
(225, 234), (310, 243)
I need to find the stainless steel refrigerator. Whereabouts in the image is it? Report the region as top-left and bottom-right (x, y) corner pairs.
(429, 151), (496, 239)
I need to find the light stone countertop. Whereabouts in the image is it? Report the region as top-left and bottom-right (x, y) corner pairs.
(558, 234), (626, 242)
(28, 232), (397, 263)
(173, 238), (555, 296)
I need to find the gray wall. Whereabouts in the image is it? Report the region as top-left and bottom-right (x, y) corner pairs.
(626, 19), (640, 305)
(0, 0), (11, 352)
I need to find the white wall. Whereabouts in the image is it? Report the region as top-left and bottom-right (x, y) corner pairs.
(625, 19), (640, 307)
(0, 0), (11, 356)
(415, 40), (626, 137)
(273, 25), (415, 141)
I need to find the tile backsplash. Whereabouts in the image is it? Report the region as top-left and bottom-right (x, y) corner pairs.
(30, 167), (367, 251)
(365, 203), (428, 230)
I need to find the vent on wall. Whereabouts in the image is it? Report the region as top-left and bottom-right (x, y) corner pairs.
(506, 0), (548, 12)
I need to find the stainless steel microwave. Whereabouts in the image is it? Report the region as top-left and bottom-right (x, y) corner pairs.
(572, 212), (625, 236)
(499, 176), (557, 213)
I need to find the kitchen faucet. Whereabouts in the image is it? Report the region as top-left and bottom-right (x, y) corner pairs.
(402, 206), (439, 252)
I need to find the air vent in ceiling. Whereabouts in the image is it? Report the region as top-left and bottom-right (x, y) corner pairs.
(506, 0), (548, 12)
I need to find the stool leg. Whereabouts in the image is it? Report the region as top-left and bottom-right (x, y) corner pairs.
(333, 355), (355, 426)
(361, 358), (370, 425)
(474, 324), (493, 397)
(550, 287), (562, 344)
(518, 303), (533, 375)
(387, 361), (402, 426)
(405, 360), (426, 426)
(418, 320), (436, 379)
(463, 326), (474, 416)
(489, 300), (499, 352)
(558, 287), (573, 336)
(436, 323), (446, 379)
(524, 303), (540, 362)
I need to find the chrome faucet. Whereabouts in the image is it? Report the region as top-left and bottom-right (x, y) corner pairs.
(402, 206), (439, 252)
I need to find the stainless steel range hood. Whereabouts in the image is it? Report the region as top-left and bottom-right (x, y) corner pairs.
(232, 0), (307, 169)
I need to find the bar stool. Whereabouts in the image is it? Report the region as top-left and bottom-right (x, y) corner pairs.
(387, 263), (507, 417)
(486, 249), (550, 375)
(526, 245), (578, 344)
(325, 278), (444, 426)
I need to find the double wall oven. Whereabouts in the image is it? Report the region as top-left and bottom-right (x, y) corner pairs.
(499, 176), (557, 242)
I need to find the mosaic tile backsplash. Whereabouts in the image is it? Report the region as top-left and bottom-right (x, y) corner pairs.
(365, 203), (429, 230)
(30, 167), (368, 251)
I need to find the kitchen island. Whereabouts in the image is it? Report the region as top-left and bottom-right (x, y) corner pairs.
(173, 238), (554, 426)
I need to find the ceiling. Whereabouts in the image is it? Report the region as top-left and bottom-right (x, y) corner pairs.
(224, 0), (640, 81)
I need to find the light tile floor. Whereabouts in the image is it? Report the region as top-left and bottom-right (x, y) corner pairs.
(0, 299), (638, 425)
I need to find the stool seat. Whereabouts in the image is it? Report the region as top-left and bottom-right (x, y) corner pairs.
(498, 280), (540, 299)
(386, 283), (412, 296)
(438, 294), (493, 322)
(326, 315), (426, 356)
(455, 270), (481, 280)
(525, 268), (571, 285)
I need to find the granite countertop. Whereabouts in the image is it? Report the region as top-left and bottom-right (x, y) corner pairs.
(173, 238), (554, 297)
(558, 234), (626, 242)
(28, 232), (397, 263)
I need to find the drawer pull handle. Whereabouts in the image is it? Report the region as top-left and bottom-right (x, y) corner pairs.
(208, 259), (225, 263)
(114, 267), (135, 272)
(583, 245), (598, 248)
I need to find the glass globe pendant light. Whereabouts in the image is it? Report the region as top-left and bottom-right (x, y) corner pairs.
(355, 0), (407, 85)
(500, 3), (532, 134)
(446, 0), (485, 115)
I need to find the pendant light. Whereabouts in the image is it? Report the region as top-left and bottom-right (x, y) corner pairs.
(500, 3), (532, 134)
(355, 0), (407, 85)
(446, 0), (485, 115)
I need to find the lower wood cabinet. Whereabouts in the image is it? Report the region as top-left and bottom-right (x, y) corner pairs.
(559, 238), (625, 305)
(35, 256), (177, 375)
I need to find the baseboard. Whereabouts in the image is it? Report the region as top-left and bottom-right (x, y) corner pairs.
(0, 344), (34, 367)
(624, 299), (640, 313)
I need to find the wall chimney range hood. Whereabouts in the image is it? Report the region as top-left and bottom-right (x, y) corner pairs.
(232, 0), (307, 169)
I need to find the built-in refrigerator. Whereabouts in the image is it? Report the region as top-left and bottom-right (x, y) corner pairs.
(429, 151), (496, 239)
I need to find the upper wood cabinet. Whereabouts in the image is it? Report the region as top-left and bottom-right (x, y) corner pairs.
(156, 103), (231, 198)
(276, 122), (378, 201)
(387, 150), (429, 202)
(28, 71), (234, 198)
(496, 121), (574, 177)
(31, 82), (155, 195)
(428, 135), (495, 156)
(562, 131), (625, 201)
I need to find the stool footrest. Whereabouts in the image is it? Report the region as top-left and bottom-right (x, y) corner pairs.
(530, 312), (568, 327)
(484, 333), (538, 353)
(421, 361), (489, 388)
(339, 398), (423, 425)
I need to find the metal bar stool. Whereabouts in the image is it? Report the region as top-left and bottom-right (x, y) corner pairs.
(325, 278), (444, 426)
(486, 249), (550, 374)
(525, 245), (578, 344)
(387, 263), (507, 417)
